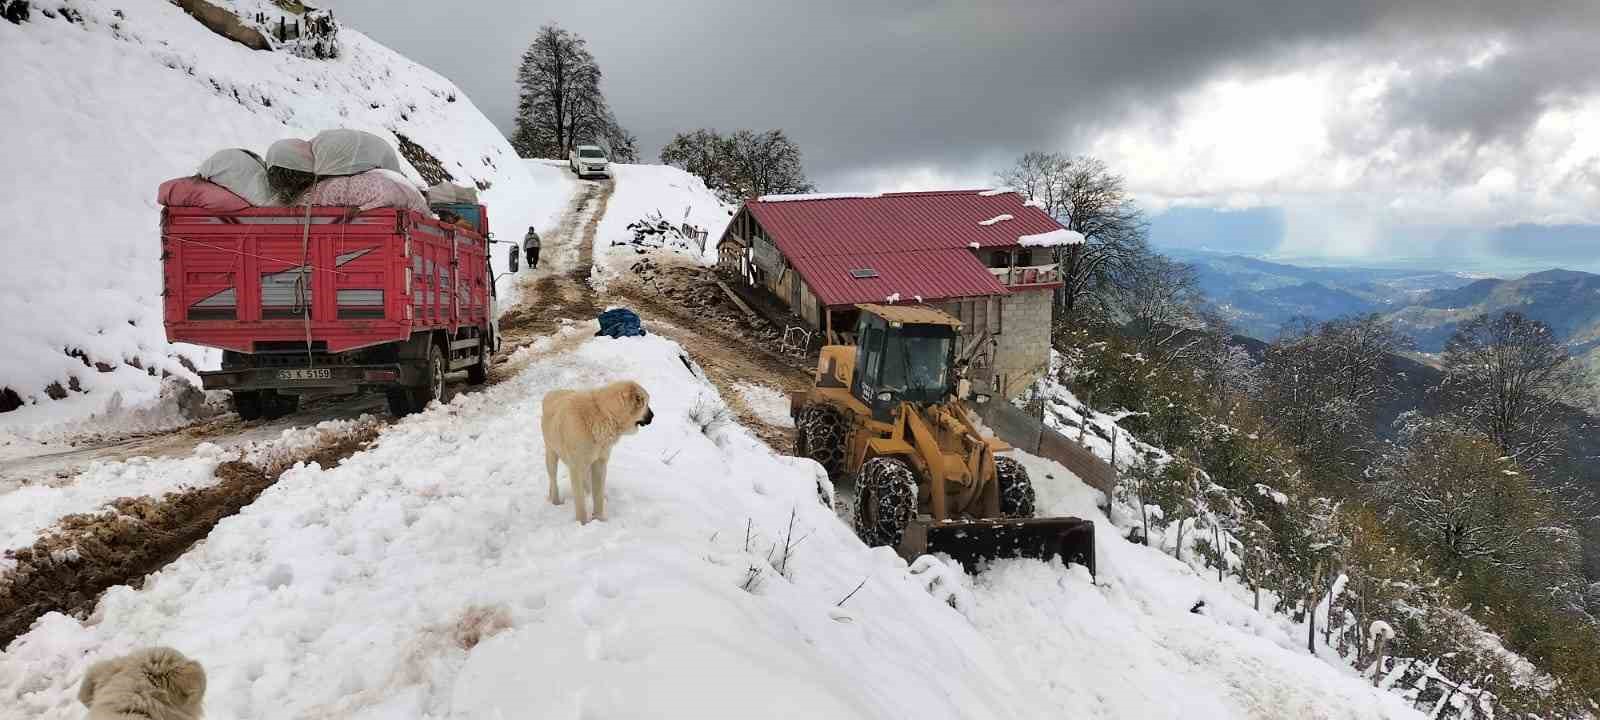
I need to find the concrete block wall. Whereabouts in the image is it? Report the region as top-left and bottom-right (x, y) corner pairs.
(993, 289), (1053, 398)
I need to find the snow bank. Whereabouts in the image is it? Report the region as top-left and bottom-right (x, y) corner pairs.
(984, 452), (1423, 719)
(0, 332), (1029, 719)
(1017, 228), (1086, 247)
(733, 381), (795, 428)
(0, 0), (542, 428)
(0, 415), (380, 564)
(978, 214), (1013, 226)
(591, 163), (733, 290)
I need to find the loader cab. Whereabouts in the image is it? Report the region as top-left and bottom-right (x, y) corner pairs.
(852, 311), (958, 420)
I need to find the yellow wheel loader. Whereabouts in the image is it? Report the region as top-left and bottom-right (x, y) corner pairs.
(791, 304), (1095, 573)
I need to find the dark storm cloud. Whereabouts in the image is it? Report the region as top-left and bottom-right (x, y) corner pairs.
(1379, 28), (1600, 145)
(325, 0), (1600, 189)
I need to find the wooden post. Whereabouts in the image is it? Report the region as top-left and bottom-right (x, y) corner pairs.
(1373, 635), (1388, 687)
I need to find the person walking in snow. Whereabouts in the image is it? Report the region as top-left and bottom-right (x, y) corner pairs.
(523, 227), (541, 270)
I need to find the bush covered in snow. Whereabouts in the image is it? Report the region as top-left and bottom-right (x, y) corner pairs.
(1027, 322), (1600, 717)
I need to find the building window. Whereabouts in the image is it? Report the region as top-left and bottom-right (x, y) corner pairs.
(987, 250), (1010, 269)
(1015, 248), (1034, 266)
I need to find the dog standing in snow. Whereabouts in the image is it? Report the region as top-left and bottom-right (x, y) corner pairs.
(542, 380), (654, 523)
(78, 646), (206, 720)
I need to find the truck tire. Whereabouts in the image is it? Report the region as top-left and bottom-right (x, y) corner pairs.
(795, 403), (847, 481)
(414, 341), (448, 408)
(232, 390), (265, 421)
(384, 387), (414, 418)
(261, 392), (299, 420)
(853, 457), (919, 549)
(995, 456), (1036, 518)
(465, 335), (489, 385)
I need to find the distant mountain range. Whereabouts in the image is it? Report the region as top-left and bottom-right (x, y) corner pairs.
(1173, 250), (1600, 362)
(1166, 249), (1480, 341)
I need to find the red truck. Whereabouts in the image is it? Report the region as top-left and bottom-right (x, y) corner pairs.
(162, 204), (499, 419)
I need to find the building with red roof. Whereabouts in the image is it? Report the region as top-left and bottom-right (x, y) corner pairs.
(715, 189), (1079, 397)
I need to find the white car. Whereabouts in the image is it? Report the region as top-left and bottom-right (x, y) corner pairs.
(569, 145), (610, 178)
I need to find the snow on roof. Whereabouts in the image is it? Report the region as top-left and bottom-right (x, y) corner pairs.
(978, 214), (1013, 226)
(1018, 229), (1086, 247)
(756, 192), (884, 202)
(978, 187), (1014, 196)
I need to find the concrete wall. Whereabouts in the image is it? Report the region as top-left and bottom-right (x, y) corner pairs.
(993, 288), (1052, 398)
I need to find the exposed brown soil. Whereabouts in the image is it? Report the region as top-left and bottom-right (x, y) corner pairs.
(607, 259), (815, 449)
(0, 428), (378, 649)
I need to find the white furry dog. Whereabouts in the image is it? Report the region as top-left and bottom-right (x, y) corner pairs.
(78, 646), (206, 720)
(542, 380), (653, 523)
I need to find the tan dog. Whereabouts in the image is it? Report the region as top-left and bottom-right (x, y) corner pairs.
(542, 380), (653, 523)
(79, 646), (206, 720)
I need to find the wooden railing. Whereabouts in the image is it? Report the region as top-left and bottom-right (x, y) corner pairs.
(988, 263), (1060, 286)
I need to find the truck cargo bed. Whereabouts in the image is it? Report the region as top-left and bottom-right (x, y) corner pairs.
(161, 206), (491, 354)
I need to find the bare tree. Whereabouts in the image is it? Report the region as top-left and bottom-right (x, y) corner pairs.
(1120, 251), (1204, 368)
(1440, 311), (1592, 469)
(726, 129), (813, 199)
(659, 128), (731, 196)
(513, 24), (632, 160)
(661, 128), (813, 201)
(998, 153), (1148, 325)
(1259, 314), (1409, 481)
(1377, 417), (1583, 586)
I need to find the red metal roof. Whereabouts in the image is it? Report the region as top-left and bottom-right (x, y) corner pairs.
(747, 189), (1064, 257)
(787, 249), (1008, 307)
(744, 189), (1063, 306)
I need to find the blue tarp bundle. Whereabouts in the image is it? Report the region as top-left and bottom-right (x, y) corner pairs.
(596, 308), (646, 338)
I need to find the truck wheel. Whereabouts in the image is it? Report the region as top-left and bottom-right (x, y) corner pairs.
(995, 456), (1036, 518)
(413, 341), (448, 409)
(384, 387), (414, 418)
(853, 457), (919, 549)
(261, 392), (299, 420)
(795, 404), (847, 481)
(465, 336), (489, 385)
(232, 390), (264, 421)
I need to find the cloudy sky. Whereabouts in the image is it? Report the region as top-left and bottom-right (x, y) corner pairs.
(326, 0), (1600, 271)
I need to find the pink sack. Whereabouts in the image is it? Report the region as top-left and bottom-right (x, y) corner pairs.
(295, 169), (429, 213)
(158, 177), (253, 211)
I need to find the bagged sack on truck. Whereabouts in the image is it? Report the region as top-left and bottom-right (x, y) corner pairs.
(296, 169), (429, 213)
(157, 148), (275, 211)
(311, 128), (402, 177)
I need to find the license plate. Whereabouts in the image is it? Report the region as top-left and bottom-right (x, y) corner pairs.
(277, 368), (331, 381)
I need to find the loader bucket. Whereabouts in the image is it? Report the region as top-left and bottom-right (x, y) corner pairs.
(917, 517), (1096, 576)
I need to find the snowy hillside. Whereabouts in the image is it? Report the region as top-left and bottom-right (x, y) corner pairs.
(0, 0), (542, 430)
(591, 163), (733, 289)
(0, 326), (1421, 719)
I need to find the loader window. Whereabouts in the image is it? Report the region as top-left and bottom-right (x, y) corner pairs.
(880, 329), (954, 401)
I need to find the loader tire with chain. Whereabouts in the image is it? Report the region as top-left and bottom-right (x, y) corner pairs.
(995, 456), (1036, 518)
(853, 457), (919, 549)
(795, 403), (847, 481)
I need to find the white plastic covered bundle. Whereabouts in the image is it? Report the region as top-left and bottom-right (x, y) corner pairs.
(265, 138), (315, 172)
(311, 129), (402, 177)
(425, 182), (478, 204)
(296, 169), (429, 213)
(197, 148), (276, 206)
